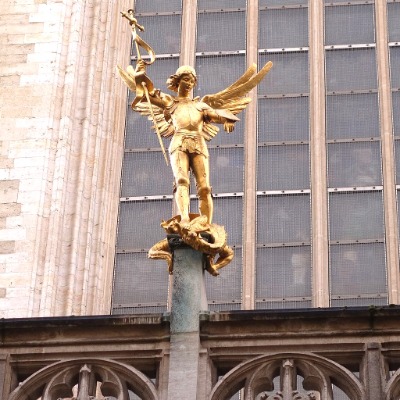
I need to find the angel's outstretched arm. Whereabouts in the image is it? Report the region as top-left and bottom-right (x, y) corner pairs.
(204, 108), (239, 133)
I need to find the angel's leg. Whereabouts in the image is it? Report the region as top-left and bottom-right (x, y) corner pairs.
(170, 150), (190, 223)
(191, 153), (213, 224)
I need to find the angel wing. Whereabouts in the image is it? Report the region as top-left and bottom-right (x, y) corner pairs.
(198, 61), (272, 138)
(133, 101), (175, 138)
(201, 61), (273, 115)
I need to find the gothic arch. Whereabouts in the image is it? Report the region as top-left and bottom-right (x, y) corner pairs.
(8, 358), (158, 400)
(209, 352), (366, 400)
(385, 368), (400, 400)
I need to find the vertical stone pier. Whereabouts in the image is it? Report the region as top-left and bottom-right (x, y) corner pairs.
(167, 235), (208, 399)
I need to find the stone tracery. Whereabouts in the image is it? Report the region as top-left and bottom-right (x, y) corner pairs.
(8, 359), (157, 400)
(210, 353), (365, 400)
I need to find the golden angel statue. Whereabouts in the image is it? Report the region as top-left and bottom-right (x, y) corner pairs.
(117, 10), (272, 275)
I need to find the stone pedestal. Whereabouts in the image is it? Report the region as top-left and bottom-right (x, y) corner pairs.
(167, 235), (208, 399)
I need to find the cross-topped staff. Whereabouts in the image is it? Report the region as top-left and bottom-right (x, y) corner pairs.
(121, 9), (145, 32)
(119, 9), (169, 166)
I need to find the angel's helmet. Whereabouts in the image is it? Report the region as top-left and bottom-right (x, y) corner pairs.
(167, 65), (197, 92)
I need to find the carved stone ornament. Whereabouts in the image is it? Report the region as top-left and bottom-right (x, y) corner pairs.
(148, 213), (234, 276)
(210, 352), (366, 400)
(8, 358), (158, 400)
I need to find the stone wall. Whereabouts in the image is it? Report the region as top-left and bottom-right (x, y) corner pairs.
(0, 0), (131, 317)
(2, 308), (400, 399)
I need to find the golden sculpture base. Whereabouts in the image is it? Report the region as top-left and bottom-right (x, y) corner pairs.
(148, 214), (234, 276)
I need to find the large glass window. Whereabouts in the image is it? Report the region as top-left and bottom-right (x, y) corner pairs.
(325, 1), (387, 306)
(112, 0), (396, 314)
(256, 2), (311, 310)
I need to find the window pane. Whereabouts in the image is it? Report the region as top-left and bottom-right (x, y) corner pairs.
(213, 197), (243, 245)
(259, 8), (308, 49)
(256, 246), (312, 300)
(260, 0), (308, 5)
(209, 147), (244, 193)
(330, 243), (387, 297)
(137, 15), (181, 54)
(324, 0), (371, 3)
(125, 109), (158, 149)
(256, 299), (311, 309)
(326, 48), (377, 91)
(197, 11), (246, 52)
(397, 189), (400, 233)
(331, 296), (388, 307)
(394, 140), (400, 184)
(329, 191), (384, 241)
(257, 194), (311, 244)
(390, 47), (400, 88)
(259, 52), (309, 95)
(195, 55), (246, 97)
(328, 141), (382, 188)
(198, 0), (246, 9)
(143, 58), (180, 92)
(325, 4), (375, 45)
(393, 92), (400, 137)
(388, 3), (400, 42)
(257, 144), (310, 191)
(205, 248), (242, 306)
(121, 152), (173, 197)
(117, 200), (172, 250)
(326, 93), (380, 140)
(258, 97), (309, 143)
(135, 0), (182, 13)
(112, 253), (169, 310)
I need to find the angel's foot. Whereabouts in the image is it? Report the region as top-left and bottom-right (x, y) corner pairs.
(180, 216), (190, 230)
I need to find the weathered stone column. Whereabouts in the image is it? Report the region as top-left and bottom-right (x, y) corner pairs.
(0, 354), (13, 399)
(362, 342), (385, 400)
(167, 236), (208, 399)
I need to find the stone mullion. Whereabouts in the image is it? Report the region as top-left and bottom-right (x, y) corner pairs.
(180, 0), (197, 67)
(375, 0), (400, 304)
(0, 355), (13, 399)
(309, 0), (330, 307)
(242, 0), (259, 310)
(362, 343), (385, 400)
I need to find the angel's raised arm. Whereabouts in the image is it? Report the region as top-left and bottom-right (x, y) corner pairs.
(116, 60), (172, 110)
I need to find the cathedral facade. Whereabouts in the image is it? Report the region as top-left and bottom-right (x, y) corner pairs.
(1, 0), (400, 398)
